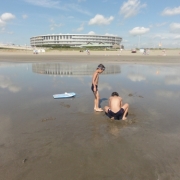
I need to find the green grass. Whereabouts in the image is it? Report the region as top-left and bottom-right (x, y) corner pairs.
(36, 46), (119, 51)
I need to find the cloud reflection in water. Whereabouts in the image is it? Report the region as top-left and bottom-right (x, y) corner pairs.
(0, 75), (21, 93)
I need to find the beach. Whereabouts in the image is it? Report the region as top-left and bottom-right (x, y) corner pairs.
(0, 49), (180, 65)
(0, 52), (180, 180)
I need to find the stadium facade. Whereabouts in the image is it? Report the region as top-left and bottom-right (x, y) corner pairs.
(30, 34), (122, 48)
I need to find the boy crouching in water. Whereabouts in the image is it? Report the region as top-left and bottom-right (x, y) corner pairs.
(91, 64), (105, 112)
(104, 92), (129, 120)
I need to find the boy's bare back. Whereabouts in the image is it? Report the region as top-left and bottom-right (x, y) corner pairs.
(109, 96), (122, 113)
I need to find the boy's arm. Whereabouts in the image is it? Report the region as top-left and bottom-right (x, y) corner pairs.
(108, 97), (111, 108)
(92, 72), (97, 84)
(119, 97), (122, 108)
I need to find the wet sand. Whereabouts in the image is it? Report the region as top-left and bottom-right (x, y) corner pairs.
(0, 56), (180, 180)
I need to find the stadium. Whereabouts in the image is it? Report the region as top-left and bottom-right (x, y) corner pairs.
(30, 34), (122, 48)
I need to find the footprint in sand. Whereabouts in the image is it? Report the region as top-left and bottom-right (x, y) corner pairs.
(60, 102), (70, 108)
(41, 117), (56, 122)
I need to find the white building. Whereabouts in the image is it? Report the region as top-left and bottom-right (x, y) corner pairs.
(30, 34), (122, 48)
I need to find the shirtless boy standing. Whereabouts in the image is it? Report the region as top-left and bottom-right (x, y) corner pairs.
(91, 64), (105, 112)
(104, 92), (129, 120)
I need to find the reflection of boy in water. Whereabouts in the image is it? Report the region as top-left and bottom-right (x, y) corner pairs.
(91, 64), (105, 112)
(104, 92), (129, 120)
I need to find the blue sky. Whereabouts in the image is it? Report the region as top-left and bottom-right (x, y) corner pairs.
(0, 0), (180, 48)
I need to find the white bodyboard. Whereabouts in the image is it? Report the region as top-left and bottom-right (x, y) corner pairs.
(53, 92), (76, 99)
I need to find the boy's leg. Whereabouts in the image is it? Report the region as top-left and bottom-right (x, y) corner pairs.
(93, 91), (97, 109)
(96, 91), (103, 111)
(121, 103), (129, 120)
(104, 106), (109, 113)
(104, 106), (114, 119)
(91, 84), (97, 109)
(93, 91), (103, 111)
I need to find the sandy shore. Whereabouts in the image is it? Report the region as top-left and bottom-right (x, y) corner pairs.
(0, 48), (180, 55)
(0, 49), (180, 64)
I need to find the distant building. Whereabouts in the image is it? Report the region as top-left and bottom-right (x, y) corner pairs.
(30, 34), (122, 48)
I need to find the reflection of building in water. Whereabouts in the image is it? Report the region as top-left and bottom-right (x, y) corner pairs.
(32, 63), (121, 75)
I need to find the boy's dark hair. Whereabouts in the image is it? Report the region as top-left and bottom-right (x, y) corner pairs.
(97, 64), (105, 70)
(111, 92), (119, 96)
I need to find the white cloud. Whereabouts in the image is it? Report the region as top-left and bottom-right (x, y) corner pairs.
(122, 39), (128, 43)
(0, 19), (5, 27)
(66, 3), (91, 16)
(152, 34), (162, 39)
(105, 33), (116, 36)
(171, 41), (180, 46)
(22, 14), (28, 19)
(161, 36), (168, 40)
(170, 23), (180, 34)
(119, 0), (146, 18)
(49, 19), (63, 30)
(25, 0), (61, 9)
(75, 23), (84, 32)
(0, 27), (5, 33)
(88, 31), (96, 35)
(156, 22), (168, 27)
(131, 32), (180, 48)
(76, 26), (84, 32)
(1, 13), (15, 21)
(0, 28), (13, 34)
(149, 24), (153, 28)
(174, 35), (180, 39)
(88, 14), (114, 25)
(152, 33), (179, 40)
(7, 31), (14, 34)
(128, 73), (146, 82)
(129, 27), (150, 35)
(0, 13), (15, 32)
(24, 0), (91, 15)
(162, 6), (180, 16)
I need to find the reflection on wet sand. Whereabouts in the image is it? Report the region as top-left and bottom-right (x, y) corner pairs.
(32, 63), (121, 75)
(0, 75), (21, 93)
(1, 63), (180, 180)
